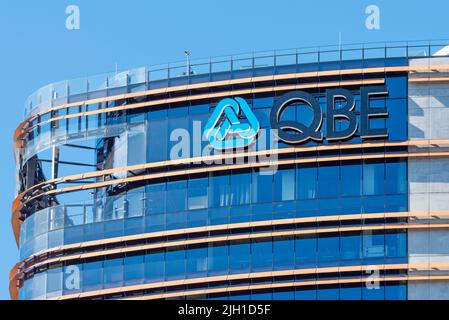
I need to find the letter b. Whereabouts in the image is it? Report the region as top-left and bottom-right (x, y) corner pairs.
(326, 88), (357, 141)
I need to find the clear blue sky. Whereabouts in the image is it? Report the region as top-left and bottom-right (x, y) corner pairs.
(0, 0), (448, 300)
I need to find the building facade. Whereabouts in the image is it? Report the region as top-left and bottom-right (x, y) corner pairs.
(10, 41), (449, 300)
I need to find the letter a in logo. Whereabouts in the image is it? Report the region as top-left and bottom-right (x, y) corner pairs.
(204, 97), (260, 150)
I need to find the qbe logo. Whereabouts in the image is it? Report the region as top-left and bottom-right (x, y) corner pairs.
(203, 97), (260, 150)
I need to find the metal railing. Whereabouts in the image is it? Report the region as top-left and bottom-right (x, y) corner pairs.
(24, 39), (449, 118)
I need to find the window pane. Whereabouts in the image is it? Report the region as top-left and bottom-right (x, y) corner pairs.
(317, 287), (339, 300)
(341, 161), (362, 196)
(208, 244), (228, 275)
(386, 160), (407, 194)
(147, 119), (167, 162)
(144, 251), (164, 282)
(363, 231), (385, 260)
(363, 161), (385, 196)
(103, 258), (123, 287)
(209, 174), (230, 207)
(187, 247), (208, 277)
(252, 171), (273, 203)
(340, 233), (361, 264)
(295, 236), (317, 267)
(124, 255), (144, 283)
(188, 178), (208, 210)
(83, 261), (102, 291)
(166, 249), (185, 280)
(318, 163), (339, 198)
(127, 125), (146, 165)
(230, 171), (251, 206)
(273, 237), (295, 270)
(274, 168), (295, 201)
(229, 242), (250, 274)
(252, 240), (273, 271)
(318, 235), (340, 265)
(340, 285), (362, 300)
(297, 164), (318, 200)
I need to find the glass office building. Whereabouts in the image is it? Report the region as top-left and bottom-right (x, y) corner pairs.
(10, 41), (449, 300)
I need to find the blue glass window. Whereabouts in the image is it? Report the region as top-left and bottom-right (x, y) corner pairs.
(146, 183), (166, 215)
(318, 235), (340, 265)
(230, 205), (251, 224)
(253, 109), (271, 129)
(166, 211), (187, 230)
(273, 237), (295, 270)
(386, 76), (407, 99)
(295, 236), (317, 267)
(165, 249), (185, 280)
(362, 231), (385, 261)
(363, 161), (385, 196)
(251, 171), (273, 203)
(252, 239), (273, 271)
(386, 99), (407, 141)
(340, 233), (361, 264)
(295, 288), (317, 300)
(317, 286), (339, 300)
(385, 283), (407, 300)
(124, 255), (144, 284)
(32, 271), (47, 300)
(341, 161), (362, 196)
(144, 251), (164, 282)
(386, 160), (407, 194)
(209, 174), (230, 207)
(188, 177), (208, 210)
(208, 244), (229, 275)
(229, 242), (250, 274)
(253, 97), (274, 109)
(46, 267), (63, 297)
(186, 246), (208, 278)
(318, 163), (340, 198)
(147, 119), (167, 162)
(166, 180), (187, 212)
(385, 231), (407, 260)
(274, 168), (295, 202)
(363, 284), (385, 300)
(127, 126), (146, 166)
(340, 285), (362, 300)
(83, 261), (103, 291)
(230, 171), (251, 206)
(103, 258), (123, 288)
(273, 289), (295, 300)
(296, 164), (318, 200)
(251, 292), (273, 300)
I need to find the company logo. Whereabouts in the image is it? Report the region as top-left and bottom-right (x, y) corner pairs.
(203, 97), (260, 150)
(271, 85), (389, 144)
(204, 85), (389, 150)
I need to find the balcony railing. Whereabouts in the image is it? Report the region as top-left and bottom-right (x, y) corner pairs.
(24, 39), (449, 118)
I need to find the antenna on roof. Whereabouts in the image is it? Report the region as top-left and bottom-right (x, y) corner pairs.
(339, 32), (342, 51)
(185, 50), (191, 76)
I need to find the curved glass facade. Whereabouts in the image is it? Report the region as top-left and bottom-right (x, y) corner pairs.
(11, 42), (449, 300)
(20, 232), (408, 300)
(19, 159), (408, 260)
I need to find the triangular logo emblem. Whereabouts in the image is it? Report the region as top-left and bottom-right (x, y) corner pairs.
(203, 97), (260, 150)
